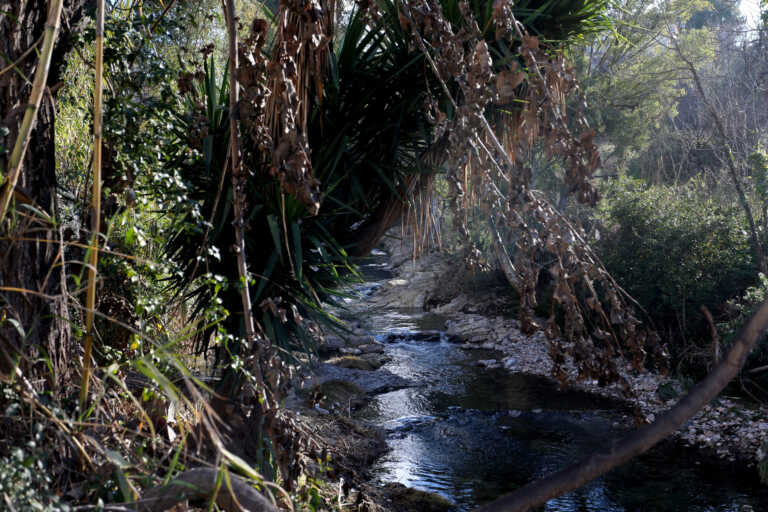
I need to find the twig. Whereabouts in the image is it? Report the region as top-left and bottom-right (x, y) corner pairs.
(0, 35), (42, 78)
(186, 144), (231, 284)
(747, 364), (768, 375)
(148, 0), (178, 34)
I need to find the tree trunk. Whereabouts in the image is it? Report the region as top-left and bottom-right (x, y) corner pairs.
(671, 35), (768, 274)
(0, 0), (87, 390)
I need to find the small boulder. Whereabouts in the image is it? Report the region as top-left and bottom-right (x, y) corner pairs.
(318, 335), (345, 356)
(358, 343), (385, 354)
(326, 355), (376, 371)
(347, 335), (376, 346)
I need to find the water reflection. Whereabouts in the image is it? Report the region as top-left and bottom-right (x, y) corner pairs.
(348, 253), (766, 511)
(357, 327), (768, 511)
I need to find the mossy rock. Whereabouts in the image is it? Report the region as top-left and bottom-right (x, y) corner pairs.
(312, 379), (366, 411)
(759, 443), (768, 485)
(360, 353), (390, 369)
(384, 483), (456, 511)
(326, 355), (376, 371)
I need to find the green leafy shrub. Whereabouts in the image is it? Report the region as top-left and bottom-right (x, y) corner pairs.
(593, 176), (759, 364)
(0, 426), (69, 511)
(717, 274), (768, 399)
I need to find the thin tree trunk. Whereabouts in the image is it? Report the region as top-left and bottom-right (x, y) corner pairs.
(0, 0), (87, 387)
(475, 298), (768, 512)
(214, 0), (265, 410)
(671, 36), (767, 274)
(223, 0), (257, 348)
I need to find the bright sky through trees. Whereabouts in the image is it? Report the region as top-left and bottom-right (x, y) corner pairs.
(739, 0), (762, 26)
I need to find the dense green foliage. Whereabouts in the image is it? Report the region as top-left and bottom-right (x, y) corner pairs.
(0, 427), (68, 512)
(594, 177), (758, 357)
(3, 0), (768, 508)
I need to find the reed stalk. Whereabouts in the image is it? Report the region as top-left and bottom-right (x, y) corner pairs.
(0, 0), (65, 225)
(223, 0), (258, 347)
(79, 0), (105, 412)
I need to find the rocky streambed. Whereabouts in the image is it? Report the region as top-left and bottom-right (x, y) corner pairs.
(296, 243), (768, 510)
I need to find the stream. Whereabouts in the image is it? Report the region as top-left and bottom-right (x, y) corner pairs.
(344, 251), (767, 511)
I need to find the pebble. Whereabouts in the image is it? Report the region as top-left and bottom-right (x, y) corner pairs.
(438, 291), (768, 466)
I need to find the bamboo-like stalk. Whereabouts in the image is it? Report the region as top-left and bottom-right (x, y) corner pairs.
(223, 0), (258, 348)
(0, 0), (65, 225)
(79, 0), (105, 412)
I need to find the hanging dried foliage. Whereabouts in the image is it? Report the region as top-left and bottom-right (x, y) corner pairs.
(224, 2), (339, 489)
(400, 0), (667, 391)
(238, 19), (273, 155)
(263, 0), (336, 215)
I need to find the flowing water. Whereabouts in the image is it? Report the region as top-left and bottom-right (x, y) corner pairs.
(347, 252), (768, 511)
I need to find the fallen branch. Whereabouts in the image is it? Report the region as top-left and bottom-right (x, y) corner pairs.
(134, 468), (277, 512)
(475, 298), (768, 512)
(748, 364), (768, 375)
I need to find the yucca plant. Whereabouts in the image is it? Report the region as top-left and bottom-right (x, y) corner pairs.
(309, 0), (611, 250)
(307, 1), (442, 253)
(161, 0), (614, 382)
(164, 56), (357, 366)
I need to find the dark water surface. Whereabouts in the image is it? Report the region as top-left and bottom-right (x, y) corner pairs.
(351, 254), (767, 511)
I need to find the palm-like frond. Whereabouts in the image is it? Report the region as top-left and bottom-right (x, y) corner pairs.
(164, 57), (356, 357)
(308, 3), (440, 250)
(162, 0), (611, 357)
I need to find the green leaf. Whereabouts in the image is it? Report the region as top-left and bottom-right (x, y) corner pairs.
(5, 318), (25, 339)
(267, 214), (284, 264)
(292, 222), (303, 283)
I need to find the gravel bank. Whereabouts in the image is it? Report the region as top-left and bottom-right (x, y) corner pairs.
(368, 241), (768, 470)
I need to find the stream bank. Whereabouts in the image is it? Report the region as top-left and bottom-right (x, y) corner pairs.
(367, 238), (768, 468)
(291, 240), (768, 510)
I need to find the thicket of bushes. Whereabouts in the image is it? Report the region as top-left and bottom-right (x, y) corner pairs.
(592, 176), (763, 374)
